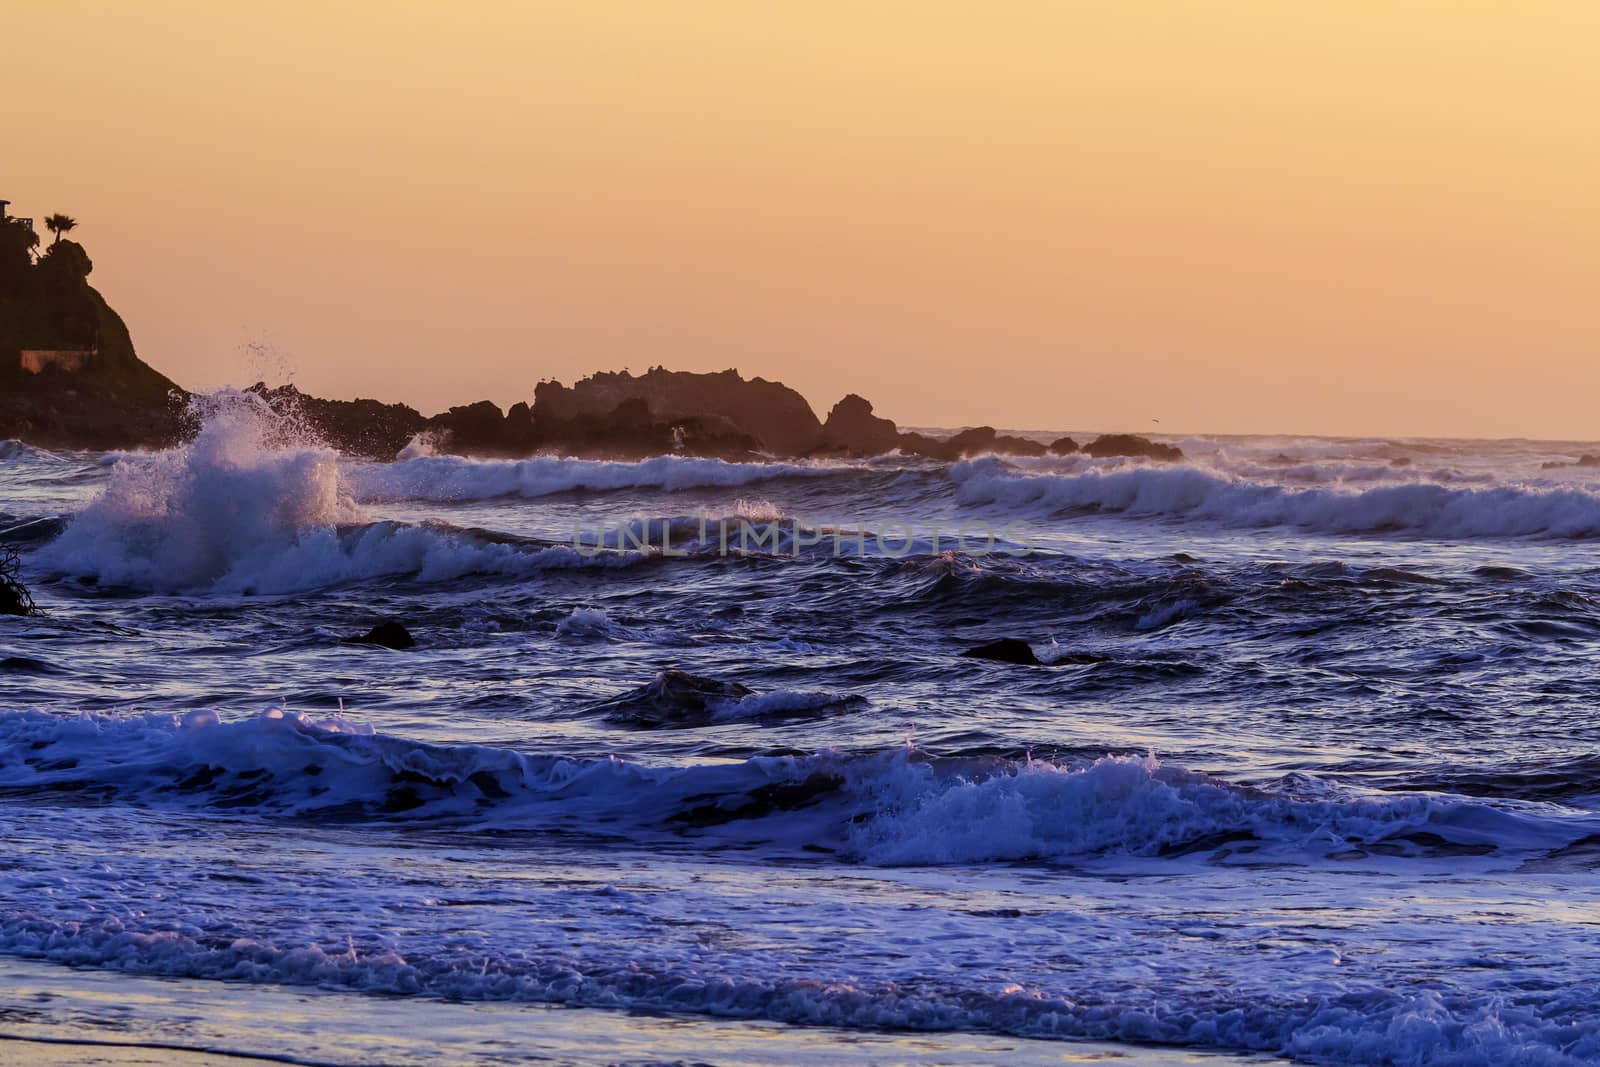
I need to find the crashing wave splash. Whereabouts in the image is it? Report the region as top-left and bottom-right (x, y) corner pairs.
(33, 392), (645, 593)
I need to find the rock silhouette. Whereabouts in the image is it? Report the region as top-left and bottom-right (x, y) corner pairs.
(343, 621), (416, 650)
(960, 638), (1043, 666)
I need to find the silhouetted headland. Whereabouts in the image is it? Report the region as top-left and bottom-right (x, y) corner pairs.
(1, 208), (1182, 462)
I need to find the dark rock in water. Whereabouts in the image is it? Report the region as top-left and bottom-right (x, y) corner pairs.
(343, 621), (416, 650)
(594, 670), (755, 728)
(1048, 436), (1080, 455)
(991, 434), (1047, 457)
(945, 426), (998, 455)
(960, 638), (1042, 666)
(892, 431), (959, 460)
(1264, 453), (1297, 466)
(431, 399), (509, 451)
(1083, 434), (1183, 461)
(593, 669), (867, 729)
(819, 394), (901, 455)
(943, 426), (1048, 458)
(1389, 457), (1412, 468)
(1543, 454), (1600, 470)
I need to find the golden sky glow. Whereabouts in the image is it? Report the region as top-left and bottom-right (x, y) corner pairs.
(6, 1), (1598, 437)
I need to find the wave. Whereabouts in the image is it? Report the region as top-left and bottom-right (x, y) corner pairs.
(4, 710), (1597, 1064)
(0, 439), (64, 463)
(30, 392), (646, 593)
(951, 458), (1600, 539)
(1, 907), (1594, 1067)
(0, 708), (1582, 863)
(343, 453), (853, 503)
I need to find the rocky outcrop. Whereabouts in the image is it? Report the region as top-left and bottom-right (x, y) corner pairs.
(942, 426), (1047, 458)
(534, 367), (823, 455)
(245, 383), (428, 459)
(1048, 436), (1079, 455)
(819, 394), (901, 454)
(1541, 453), (1600, 470)
(1, 229), (187, 450)
(1083, 433), (1184, 461)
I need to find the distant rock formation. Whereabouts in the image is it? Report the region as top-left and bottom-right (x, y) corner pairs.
(942, 426), (1047, 458)
(1541, 453), (1600, 470)
(246, 383), (428, 458)
(819, 394), (901, 454)
(1048, 436), (1080, 455)
(534, 367), (823, 455)
(1082, 433), (1184, 461)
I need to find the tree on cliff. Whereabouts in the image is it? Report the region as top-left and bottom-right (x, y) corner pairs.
(44, 214), (78, 247)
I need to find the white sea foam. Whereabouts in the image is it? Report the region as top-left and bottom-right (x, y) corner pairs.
(0, 709), (1581, 862)
(951, 457), (1600, 539)
(708, 688), (867, 722)
(555, 606), (620, 638)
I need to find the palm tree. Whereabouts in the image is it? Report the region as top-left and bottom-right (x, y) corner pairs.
(44, 213), (77, 247)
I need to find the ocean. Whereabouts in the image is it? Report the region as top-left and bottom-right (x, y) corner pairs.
(2, 393), (1599, 1065)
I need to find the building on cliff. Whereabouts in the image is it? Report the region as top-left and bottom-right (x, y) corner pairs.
(0, 200), (32, 231)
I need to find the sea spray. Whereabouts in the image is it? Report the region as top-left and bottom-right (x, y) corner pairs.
(34, 391), (645, 593)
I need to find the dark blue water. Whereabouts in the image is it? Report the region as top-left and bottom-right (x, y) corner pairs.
(3, 398), (1600, 1065)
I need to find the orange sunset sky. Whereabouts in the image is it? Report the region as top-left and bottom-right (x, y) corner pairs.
(5, 2), (1598, 438)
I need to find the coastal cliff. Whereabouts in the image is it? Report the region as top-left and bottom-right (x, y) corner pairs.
(1, 224), (185, 450)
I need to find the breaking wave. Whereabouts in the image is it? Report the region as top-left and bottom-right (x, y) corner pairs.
(951, 458), (1600, 539)
(32, 392), (644, 593)
(344, 453), (854, 503)
(0, 709), (1582, 864)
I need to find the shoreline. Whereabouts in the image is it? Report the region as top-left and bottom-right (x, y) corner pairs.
(0, 956), (1284, 1067)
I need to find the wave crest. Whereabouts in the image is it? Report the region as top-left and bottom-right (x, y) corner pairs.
(952, 458), (1600, 539)
(0, 709), (1579, 863)
(345, 453), (849, 503)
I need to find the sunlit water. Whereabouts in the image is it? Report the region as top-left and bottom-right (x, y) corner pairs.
(2, 401), (1599, 1065)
